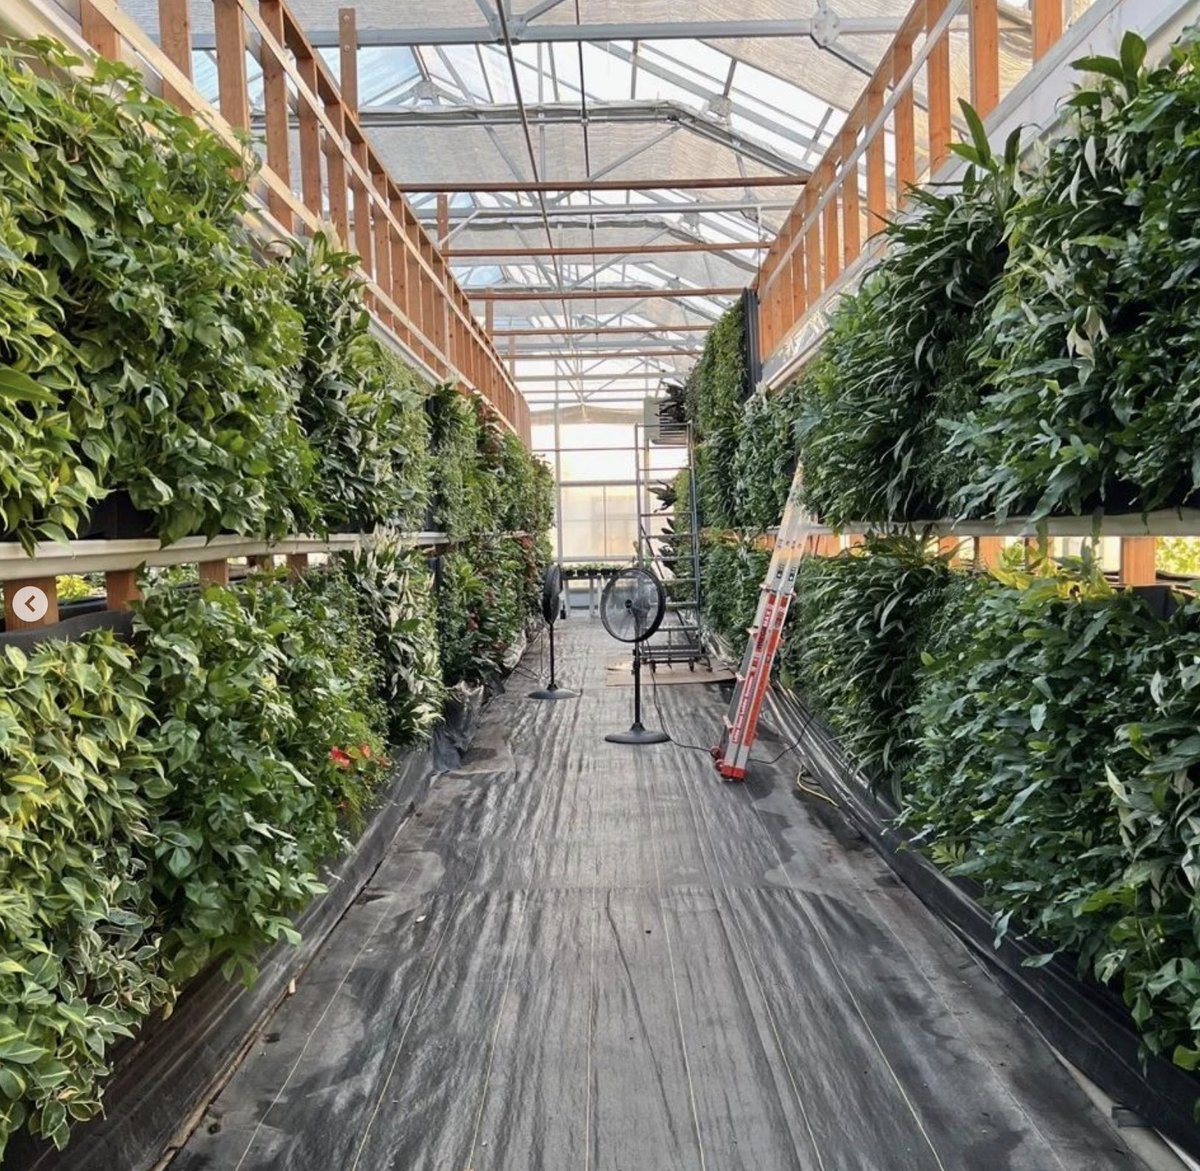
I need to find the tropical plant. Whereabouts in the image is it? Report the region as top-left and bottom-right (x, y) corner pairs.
(427, 382), (486, 537)
(686, 300), (750, 529)
(284, 235), (430, 533)
(953, 34), (1200, 519)
(901, 561), (1200, 1069)
(0, 41), (314, 548)
(338, 538), (445, 745)
(436, 539), (532, 686)
(731, 383), (800, 530)
(0, 636), (170, 1155)
(780, 536), (955, 794)
(796, 106), (1018, 525)
(700, 536), (771, 646)
(132, 572), (387, 986)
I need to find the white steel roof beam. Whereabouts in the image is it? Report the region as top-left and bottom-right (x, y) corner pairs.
(191, 18), (907, 48)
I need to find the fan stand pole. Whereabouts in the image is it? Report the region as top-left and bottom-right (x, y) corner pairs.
(605, 643), (670, 745)
(528, 620), (579, 701)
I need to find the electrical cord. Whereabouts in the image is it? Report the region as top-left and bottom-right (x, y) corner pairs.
(647, 658), (816, 767)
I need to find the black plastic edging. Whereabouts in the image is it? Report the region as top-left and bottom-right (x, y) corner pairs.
(764, 687), (1200, 1159)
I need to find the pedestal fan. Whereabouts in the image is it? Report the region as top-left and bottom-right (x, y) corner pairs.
(601, 567), (670, 745)
(528, 563), (578, 701)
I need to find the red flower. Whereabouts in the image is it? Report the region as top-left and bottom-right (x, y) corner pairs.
(329, 746), (352, 769)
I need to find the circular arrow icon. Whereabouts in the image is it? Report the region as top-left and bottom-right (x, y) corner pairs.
(12, 585), (49, 623)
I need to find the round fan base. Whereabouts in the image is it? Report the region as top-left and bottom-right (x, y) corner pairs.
(605, 725), (671, 746)
(528, 686), (580, 701)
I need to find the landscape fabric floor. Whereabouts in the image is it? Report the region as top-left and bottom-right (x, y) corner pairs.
(172, 619), (1147, 1171)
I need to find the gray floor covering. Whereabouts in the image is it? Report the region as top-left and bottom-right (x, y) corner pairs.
(171, 619), (1145, 1171)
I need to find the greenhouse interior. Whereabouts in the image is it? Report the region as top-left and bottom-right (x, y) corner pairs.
(6, 0), (1200, 1167)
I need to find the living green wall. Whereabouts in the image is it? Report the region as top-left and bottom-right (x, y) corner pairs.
(0, 37), (555, 1157)
(681, 32), (1200, 1083)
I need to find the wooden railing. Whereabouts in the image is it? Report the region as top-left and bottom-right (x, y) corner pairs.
(756, 0), (1075, 361)
(72, 0), (529, 441)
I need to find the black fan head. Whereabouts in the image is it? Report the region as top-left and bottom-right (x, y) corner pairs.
(541, 563), (563, 625)
(600, 568), (665, 644)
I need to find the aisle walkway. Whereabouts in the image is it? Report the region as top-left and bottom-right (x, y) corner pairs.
(173, 620), (1143, 1171)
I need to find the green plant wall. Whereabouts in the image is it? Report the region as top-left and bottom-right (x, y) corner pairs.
(0, 42), (314, 550)
(953, 36), (1200, 519)
(684, 299), (751, 529)
(0, 34), (557, 1155)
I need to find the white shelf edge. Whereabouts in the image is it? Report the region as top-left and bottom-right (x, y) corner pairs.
(754, 510), (1200, 539)
(0, 532), (450, 582)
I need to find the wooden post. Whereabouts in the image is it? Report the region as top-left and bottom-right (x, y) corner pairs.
(159, 0), (193, 108)
(351, 144), (373, 273)
(976, 535), (1004, 569)
(865, 84), (887, 234)
(259, 0), (293, 230)
(436, 194), (450, 247)
(822, 163), (840, 287)
(1120, 537), (1156, 586)
(804, 188), (821, 306)
(338, 7), (358, 112)
(80, 0), (121, 58)
(926, 0), (952, 174)
(297, 53), (323, 216)
(213, 0), (250, 132)
(198, 559), (230, 587)
(248, 554), (276, 572)
(286, 553), (309, 579)
(104, 570), (139, 613)
(970, 0), (1001, 117)
(893, 38), (916, 203)
(325, 103), (351, 245)
(4, 578), (59, 630)
(1032, 0), (1063, 62)
(840, 125), (861, 266)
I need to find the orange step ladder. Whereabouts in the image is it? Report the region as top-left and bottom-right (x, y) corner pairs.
(713, 484), (820, 780)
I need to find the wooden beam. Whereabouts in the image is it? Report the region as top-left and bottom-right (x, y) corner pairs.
(926, 0), (953, 173)
(513, 348), (704, 359)
(198, 559), (230, 586)
(159, 0), (193, 107)
(840, 125), (861, 266)
(447, 240), (764, 259)
(4, 578), (58, 630)
(80, 0), (121, 58)
(402, 174), (808, 194)
(296, 51), (323, 216)
(104, 570), (139, 613)
(821, 162), (840, 287)
(212, 0), (250, 132)
(893, 36), (916, 203)
(970, 0), (1001, 117)
(436, 194), (450, 247)
(338, 7), (358, 112)
(976, 535), (1004, 569)
(493, 325), (712, 336)
(1032, 0), (1063, 62)
(471, 286), (744, 301)
(258, 0), (292, 229)
(865, 84), (887, 233)
(1120, 537), (1156, 586)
